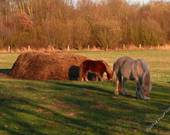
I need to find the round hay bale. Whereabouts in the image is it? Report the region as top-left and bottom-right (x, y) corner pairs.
(10, 52), (87, 80)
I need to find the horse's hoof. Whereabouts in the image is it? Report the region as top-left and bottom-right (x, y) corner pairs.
(112, 95), (119, 99)
(136, 96), (150, 100)
(114, 91), (119, 96)
(113, 94), (119, 97)
(143, 96), (150, 100)
(120, 91), (128, 96)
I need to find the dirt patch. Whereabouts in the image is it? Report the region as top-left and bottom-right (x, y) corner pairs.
(92, 103), (110, 110)
(54, 101), (80, 117)
(10, 52), (87, 80)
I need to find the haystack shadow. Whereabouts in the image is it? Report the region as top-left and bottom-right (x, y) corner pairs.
(68, 65), (80, 80)
(68, 65), (97, 81)
(0, 68), (11, 75)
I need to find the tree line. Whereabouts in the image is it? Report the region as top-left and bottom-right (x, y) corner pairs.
(0, 0), (170, 50)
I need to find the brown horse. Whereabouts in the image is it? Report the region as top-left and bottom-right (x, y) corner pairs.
(113, 56), (152, 100)
(80, 59), (112, 81)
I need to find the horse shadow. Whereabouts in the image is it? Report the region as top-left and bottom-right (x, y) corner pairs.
(1, 80), (170, 134)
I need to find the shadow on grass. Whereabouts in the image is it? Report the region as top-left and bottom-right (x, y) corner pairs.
(0, 95), (113, 135)
(53, 81), (113, 96)
(51, 81), (170, 134)
(0, 80), (169, 135)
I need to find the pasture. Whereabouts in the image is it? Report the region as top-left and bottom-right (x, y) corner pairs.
(0, 50), (170, 135)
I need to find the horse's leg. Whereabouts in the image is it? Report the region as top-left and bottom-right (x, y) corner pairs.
(98, 73), (103, 81)
(120, 77), (128, 96)
(116, 75), (124, 95)
(136, 81), (150, 100)
(94, 73), (99, 81)
(80, 70), (87, 81)
(79, 72), (83, 81)
(84, 71), (89, 81)
(81, 71), (86, 81)
(80, 67), (85, 81)
(114, 79), (119, 95)
(136, 81), (144, 99)
(136, 82), (140, 98)
(114, 76), (122, 96)
(81, 75), (85, 81)
(95, 75), (99, 81)
(95, 72), (102, 81)
(82, 74), (86, 81)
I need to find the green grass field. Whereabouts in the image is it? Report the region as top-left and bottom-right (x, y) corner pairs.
(0, 50), (170, 135)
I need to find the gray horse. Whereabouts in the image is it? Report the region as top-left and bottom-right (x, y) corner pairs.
(113, 56), (152, 100)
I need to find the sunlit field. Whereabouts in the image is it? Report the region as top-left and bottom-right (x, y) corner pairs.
(0, 50), (170, 135)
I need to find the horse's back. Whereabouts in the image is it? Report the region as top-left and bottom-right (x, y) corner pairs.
(113, 56), (133, 69)
(113, 56), (149, 80)
(81, 59), (95, 69)
(120, 58), (135, 79)
(113, 56), (134, 76)
(81, 59), (106, 72)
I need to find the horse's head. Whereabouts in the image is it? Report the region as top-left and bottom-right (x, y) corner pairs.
(107, 70), (113, 80)
(100, 60), (113, 80)
(105, 64), (113, 80)
(142, 71), (152, 100)
(103, 62), (113, 80)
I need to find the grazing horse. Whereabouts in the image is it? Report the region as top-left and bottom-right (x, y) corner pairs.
(113, 56), (152, 100)
(80, 59), (112, 81)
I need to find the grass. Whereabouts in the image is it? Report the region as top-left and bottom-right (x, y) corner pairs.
(0, 50), (170, 135)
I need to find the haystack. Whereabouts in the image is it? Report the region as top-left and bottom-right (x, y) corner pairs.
(10, 52), (87, 80)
